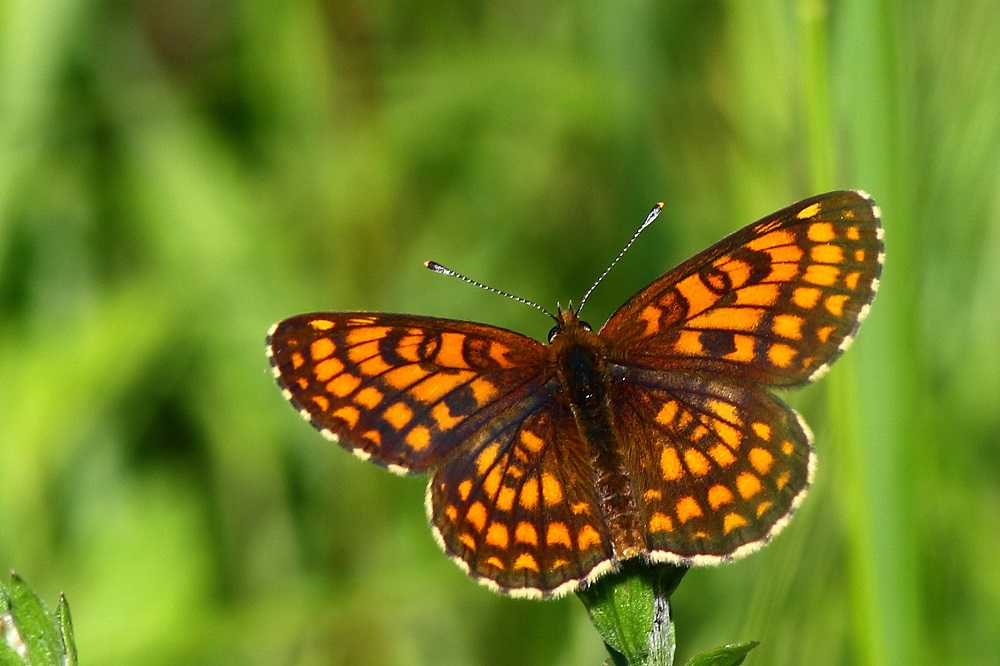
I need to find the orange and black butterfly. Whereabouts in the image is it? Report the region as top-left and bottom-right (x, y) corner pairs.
(267, 190), (883, 598)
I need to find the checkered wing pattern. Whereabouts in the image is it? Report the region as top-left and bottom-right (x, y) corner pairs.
(610, 369), (814, 562)
(267, 313), (547, 474)
(268, 190), (884, 599)
(602, 191), (883, 385)
(591, 190), (882, 566)
(426, 392), (617, 597)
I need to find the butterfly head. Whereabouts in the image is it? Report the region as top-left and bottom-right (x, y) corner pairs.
(548, 304), (593, 343)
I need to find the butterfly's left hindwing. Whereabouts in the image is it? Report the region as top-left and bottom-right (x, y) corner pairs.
(267, 313), (548, 473)
(427, 391), (617, 598)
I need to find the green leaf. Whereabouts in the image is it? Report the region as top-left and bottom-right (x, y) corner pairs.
(56, 595), (78, 666)
(0, 573), (77, 666)
(0, 643), (26, 666)
(682, 641), (759, 666)
(577, 563), (688, 666)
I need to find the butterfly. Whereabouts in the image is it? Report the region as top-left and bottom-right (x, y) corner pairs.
(266, 190), (883, 599)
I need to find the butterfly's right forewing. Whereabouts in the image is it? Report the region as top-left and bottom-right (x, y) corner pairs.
(602, 191), (883, 386)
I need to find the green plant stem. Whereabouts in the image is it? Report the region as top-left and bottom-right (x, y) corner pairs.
(577, 564), (688, 666)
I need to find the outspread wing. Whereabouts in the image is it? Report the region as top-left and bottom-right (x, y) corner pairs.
(267, 312), (548, 473)
(609, 366), (815, 563)
(601, 191), (883, 385)
(427, 387), (618, 599)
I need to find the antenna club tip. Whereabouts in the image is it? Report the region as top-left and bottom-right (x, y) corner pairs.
(656, 201), (665, 208)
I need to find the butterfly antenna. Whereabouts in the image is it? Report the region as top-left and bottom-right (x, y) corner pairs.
(424, 260), (557, 322)
(578, 202), (664, 314)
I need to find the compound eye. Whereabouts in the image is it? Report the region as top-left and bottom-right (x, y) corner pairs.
(547, 325), (561, 343)
(579, 320), (593, 332)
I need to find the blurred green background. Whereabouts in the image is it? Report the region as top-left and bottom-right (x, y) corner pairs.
(1, 1), (998, 664)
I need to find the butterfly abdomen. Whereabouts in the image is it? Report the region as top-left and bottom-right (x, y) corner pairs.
(550, 321), (616, 446)
(550, 316), (646, 558)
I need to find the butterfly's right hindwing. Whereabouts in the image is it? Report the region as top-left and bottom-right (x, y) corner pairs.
(610, 368), (815, 563)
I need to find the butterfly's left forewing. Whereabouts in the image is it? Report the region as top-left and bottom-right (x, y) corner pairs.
(267, 313), (548, 473)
